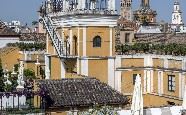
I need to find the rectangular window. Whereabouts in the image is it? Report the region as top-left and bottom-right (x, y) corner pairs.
(125, 33), (130, 43)
(133, 74), (141, 85)
(168, 75), (176, 92)
(133, 74), (137, 85)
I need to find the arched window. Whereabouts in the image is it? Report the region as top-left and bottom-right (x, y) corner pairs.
(93, 36), (101, 47)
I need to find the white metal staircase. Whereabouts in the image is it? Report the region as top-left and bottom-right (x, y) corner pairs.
(42, 16), (69, 58)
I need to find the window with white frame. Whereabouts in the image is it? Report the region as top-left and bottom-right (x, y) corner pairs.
(168, 75), (176, 92)
(133, 74), (141, 85)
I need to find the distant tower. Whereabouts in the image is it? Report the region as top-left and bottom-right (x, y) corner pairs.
(140, 0), (150, 8)
(171, 0), (184, 32)
(120, 0), (132, 21)
(133, 0), (157, 24)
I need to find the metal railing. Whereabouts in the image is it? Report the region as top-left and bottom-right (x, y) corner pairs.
(42, 16), (68, 58)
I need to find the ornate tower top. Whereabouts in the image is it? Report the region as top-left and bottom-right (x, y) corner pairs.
(120, 0), (132, 20)
(133, 0), (157, 24)
(141, 0), (150, 8)
(171, 0), (183, 25)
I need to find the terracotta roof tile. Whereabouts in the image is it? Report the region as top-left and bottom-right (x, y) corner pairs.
(0, 21), (19, 37)
(38, 78), (128, 108)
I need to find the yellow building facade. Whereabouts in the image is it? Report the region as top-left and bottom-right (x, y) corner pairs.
(116, 54), (186, 107)
(43, 0), (118, 84)
(41, 0), (185, 111)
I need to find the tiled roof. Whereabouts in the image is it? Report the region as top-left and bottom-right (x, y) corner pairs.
(20, 33), (46, 42)
(0, 21), (19, 37)
(38, 78), (128, 108)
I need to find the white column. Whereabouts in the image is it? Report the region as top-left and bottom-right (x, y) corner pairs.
(182, 59), (186, 70)
(108, 58), (115, 88)
(24, 52), (27, 61)
(150, 70), (154, 93)
(83, 27), (87, 56)
(144, 55), (153, 67)
(77, 0), (82, 9)
(146, 70), (151, 93)
(61, 59), (66, 79)
(81, 0), (86, 9)
(144, 70), (153, 93)
(144, 70), (147, 93)
(164, 58), (168, 68)
(45, 55), (50, 79)
(66, 0), (69, 11)
(109, 27), (113, 56)
(70, 29), (73, 55)
(77, 58), (80, 74)
(114, 56), (121, 92)
(77, 27), (80, 56)
(63, 0), (66, 11)
(108, 0), (111, 10)
(182, 74), (185, 98)
(111, 0), (116, 11)
(46, 33), (49, 53)
(158, 71), (163, 95)
(115, 71), (121, 92)
(81, 59), (88, 76)
(179, 73), (185, 99)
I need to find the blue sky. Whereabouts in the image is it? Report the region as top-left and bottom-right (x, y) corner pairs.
(0, 0), (185, 25)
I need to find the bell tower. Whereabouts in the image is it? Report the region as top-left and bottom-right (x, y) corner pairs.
(120, 0), (132, 21)
(171, 0), (183, 25)
(133, 0), (157, 24)
(171, 0), (184, 32)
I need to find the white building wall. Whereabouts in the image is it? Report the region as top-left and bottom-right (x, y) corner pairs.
(45, 55), (50, 79)
(0, 37), (19, 48)
(158, 71), (164, 95)
(108, 58), (115, 88)
(61, 59), (66, 79)
(115, 56), (122, 92)
(81, 59), (88, 76)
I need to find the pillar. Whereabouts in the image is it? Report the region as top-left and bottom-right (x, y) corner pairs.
(158, 71), (163, 96)
(45, 55), (50, 79)
(61, 59), (66, 78)
(69, 29), (73, 55)
(83, 27), (87, 56)
(108, 58), (115, 88)
(109, 27), (113, 56)
(81, 59), (88, 76)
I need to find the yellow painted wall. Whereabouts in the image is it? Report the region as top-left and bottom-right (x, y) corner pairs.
(163, 72), (179, 97)
(86, 27), (110, 57)
(143, 94), (182, 107)
(152, 71), (158, 93)
(48, 39), (55, 55)
(50, 56), (61, 79)
(168, 59), (182, 69)
(88, 59), (108, 83)
(0, 47), (19, 70)
(121, 70), (144, 94)
(122, 58), (144, 67)
(126, 94), (182, 108)
(153, 58), (164, 68)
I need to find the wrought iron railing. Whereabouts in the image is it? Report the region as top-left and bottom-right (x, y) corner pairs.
(42, 16), (67, 58)
(0, 91), (46, 114)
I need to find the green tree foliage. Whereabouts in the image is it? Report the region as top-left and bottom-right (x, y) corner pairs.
(24, 69), (36, 80)
(116, 43), (186, 56)
(7, 42), (46, 51)
(0, 59), (5, 92)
